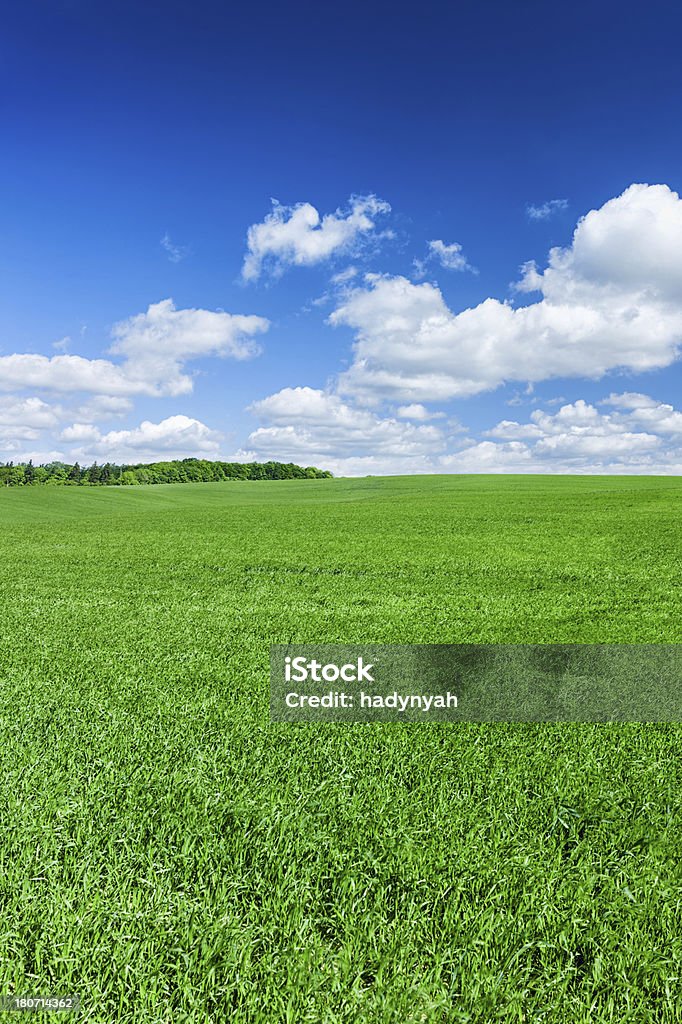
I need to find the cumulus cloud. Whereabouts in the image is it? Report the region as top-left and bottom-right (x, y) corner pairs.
(413, 239), (476, 279)
(75, 395), (134, 421)
(421, 395), (682, 476)
(601, 392), (659, 410)
(244, 386), (682, 476)
(0, 426), (43, 445)
(419, 239), (476, 276)
(0, 396), (64, 453)
(600, 392), (682, 435)
(521, 183), (682, 300)
(0, 299), (269, 397)
(396, 403), (445, 420)
(241, 195), (390, 281)
(69, 414), (222, 462)
(0, 354), (140, 397)
(478, 396), (682, 469)
(6, 448), (66, 464)
(0, 396), (61, 429)
(439, 441), (536, 473)
(526, 199), (568, 220)
(330, 185), (682, 405)
(247, 386), (448, 473)
(108, 298), (268, 394)
(59, 423), (102, 443)
(484, 419), (544, 440)
(428, 239), (473, 271)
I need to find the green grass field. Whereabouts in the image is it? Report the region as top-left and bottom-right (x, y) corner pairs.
(0, 476), (680, 1023)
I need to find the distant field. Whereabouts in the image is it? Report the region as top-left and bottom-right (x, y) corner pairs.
(0, 476), (680, 1023)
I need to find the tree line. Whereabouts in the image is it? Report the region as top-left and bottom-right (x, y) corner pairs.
(0, 458), (333, 487)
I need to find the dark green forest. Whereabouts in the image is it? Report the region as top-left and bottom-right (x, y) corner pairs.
(0, 459), (332, 487)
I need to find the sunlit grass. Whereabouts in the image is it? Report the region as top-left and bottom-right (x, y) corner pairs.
(0, 476), (680, 1022)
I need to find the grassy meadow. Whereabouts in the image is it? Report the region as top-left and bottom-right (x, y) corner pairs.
(0, 475), (680, 1023)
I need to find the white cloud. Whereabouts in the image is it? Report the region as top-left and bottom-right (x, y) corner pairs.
(241, 195), (390, 281)
(396, 403), (445, 420)
(479, 396), (682, 469)
(448, 394), (682, 474)
(428, 239), (476, 272)
(244, 386), (682, 476)
(0, 396), (61, 429)
(0, 396), (64, 454)
(0, 299), (269, 397)
(413, 239), (476, 279)
(331, 266), (359, 284)
(600, 392), (682, 435)
(0, 354), (139, 397)
(523, 183), (682, 300)
(331, 185), (682, 405)
(109, 298), (267, 387)
(527, 199), (568, 220)
(4, 449), (66, 464)
(439, 441), (536, 473)
(75, 395), (134, 420)
(535, 430), (658, 458)
(0, 426), (42, 444)
(484, 419), (544, 440)
(601, 391), (659, 410)
(160, 234), (190, 263)
(70, 414), (222, 462)
(247, 386), (447, 473)
(59, 423), (101, 442)
(247, 386), (522, 475)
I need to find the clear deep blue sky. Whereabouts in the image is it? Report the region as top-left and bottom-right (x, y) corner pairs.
(2, 0), (682, 473)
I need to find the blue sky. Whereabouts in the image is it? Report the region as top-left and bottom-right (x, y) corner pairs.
(2, 0), (682, 474)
